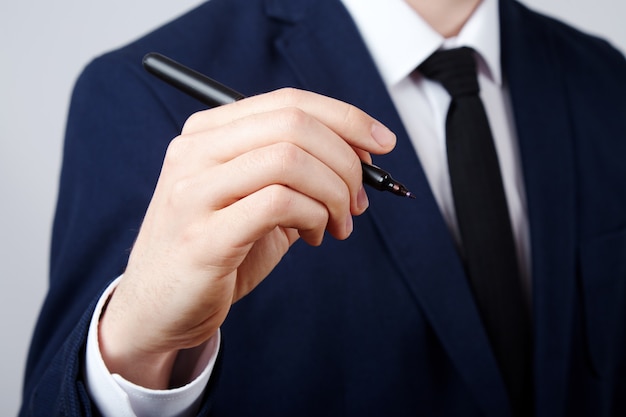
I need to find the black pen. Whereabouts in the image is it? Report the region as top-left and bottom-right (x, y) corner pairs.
(142, 52), (415, 199)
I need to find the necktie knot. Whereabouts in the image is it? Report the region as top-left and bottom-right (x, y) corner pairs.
(419, 47), (479, 98)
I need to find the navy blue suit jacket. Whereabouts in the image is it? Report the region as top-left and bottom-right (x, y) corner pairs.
(20, 0), (626, 416)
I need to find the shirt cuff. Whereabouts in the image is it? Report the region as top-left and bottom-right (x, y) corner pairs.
(85, 277), (220, 417)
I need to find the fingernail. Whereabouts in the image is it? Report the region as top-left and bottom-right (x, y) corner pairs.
(371, 123), (395, 147)
(345, 213), (354, 235)
(357, 185), (369, 211)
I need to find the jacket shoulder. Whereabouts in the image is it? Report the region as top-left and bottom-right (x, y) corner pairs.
(513, 1), (626, 78)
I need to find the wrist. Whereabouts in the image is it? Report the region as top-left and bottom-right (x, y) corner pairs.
(99, 335), (179, 390)
(98, 287), (180, 389)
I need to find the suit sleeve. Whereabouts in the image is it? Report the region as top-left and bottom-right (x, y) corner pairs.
(18, 51), (212, 416)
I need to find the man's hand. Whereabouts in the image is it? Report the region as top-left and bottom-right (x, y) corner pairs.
(97, 88), (396, 389)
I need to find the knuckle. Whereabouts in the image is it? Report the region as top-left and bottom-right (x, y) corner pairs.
(259, 185), (294, 217)
(163, 136), (189, 168)
(347, 153), (363, 185)
(169, 176), (194, 204)
(332, 181), (351, 208)
(181, 111), (205, 134)
(347, 151), (361, 174)
(275, 106), (311, 132)
(325, 186), (351, 227)
(274, 87), (304, 106)
(272, 142), (302, 173)
(339, 103), (365, 133)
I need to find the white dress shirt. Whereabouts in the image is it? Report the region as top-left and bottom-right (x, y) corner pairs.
(341, 0), (531, 287)
(85, 0), (531, 415)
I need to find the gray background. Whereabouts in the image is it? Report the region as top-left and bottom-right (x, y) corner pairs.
(1, 0), (624, 415)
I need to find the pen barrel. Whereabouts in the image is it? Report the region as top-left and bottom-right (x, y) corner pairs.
(142, 53), (245, 108)
(142, 52), (413, 198)
(361, 162), (392, 191)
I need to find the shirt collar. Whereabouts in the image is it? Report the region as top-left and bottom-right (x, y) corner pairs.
(340, 0), (502, 87)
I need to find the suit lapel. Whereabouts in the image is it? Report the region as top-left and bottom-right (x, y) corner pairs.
(500, 2), (577, 416)
(266, 0), (511, 415)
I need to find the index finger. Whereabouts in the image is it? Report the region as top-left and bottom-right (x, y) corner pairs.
(181, 87), (397, 157)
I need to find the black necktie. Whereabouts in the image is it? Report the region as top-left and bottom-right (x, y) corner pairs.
(419, 47), (532, 416)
